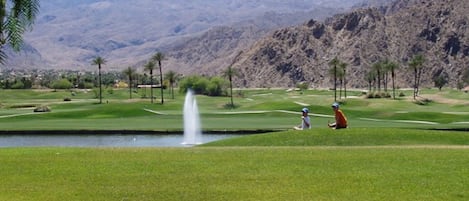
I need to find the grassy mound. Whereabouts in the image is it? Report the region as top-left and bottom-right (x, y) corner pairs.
(201, 128), (469, 147)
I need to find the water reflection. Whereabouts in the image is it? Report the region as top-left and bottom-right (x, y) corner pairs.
(0, 134), (239, 147)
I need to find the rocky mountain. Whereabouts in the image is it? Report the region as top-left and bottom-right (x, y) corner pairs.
(233, 0), (468, 88)
(1, 0), (366, 71)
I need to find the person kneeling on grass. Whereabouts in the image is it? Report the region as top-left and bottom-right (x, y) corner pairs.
(294, 108), (311, 130)
(328, 102), (347, 129)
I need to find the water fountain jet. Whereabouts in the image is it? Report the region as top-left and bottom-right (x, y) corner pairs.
(182, 89), (202, 145)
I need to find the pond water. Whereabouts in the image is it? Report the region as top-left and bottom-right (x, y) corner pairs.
(0, 134), (240, 147)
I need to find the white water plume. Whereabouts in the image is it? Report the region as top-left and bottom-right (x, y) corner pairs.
(182, 90), (202, 145)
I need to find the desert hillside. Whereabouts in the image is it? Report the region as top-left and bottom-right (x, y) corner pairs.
(1, 0), (365, 71)
(233, 0), (468, 88)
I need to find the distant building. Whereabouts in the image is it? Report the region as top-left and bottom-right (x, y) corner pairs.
(137, 85), (162, 88)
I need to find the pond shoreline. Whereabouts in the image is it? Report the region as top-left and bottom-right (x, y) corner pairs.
(0, 129), (283, 135)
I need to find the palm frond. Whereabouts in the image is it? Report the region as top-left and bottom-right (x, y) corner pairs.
(15, 0), (40, 24)
(5, 16), (25, 51)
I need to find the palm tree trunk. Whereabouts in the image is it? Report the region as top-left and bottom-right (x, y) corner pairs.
(377, 70), (381, 92)
(344, 71), (347, 98)
(334, 65), (337, 102)
(339, 79), (343, 100)
(134, 74), (138, 95)
(171, 84), (174, 99)
(384, 73), (388, 92)
(373, 77), (377, 92)
(416, 68), (422, 98)
(150, 72), (154, 104)
(368, 80), (372, 92)
(159, 62), (164, 104)
(413, 68), (417, 100)
(129, 78), (132, 99)
(229, 77), (234, 107)
(391, 71), (396, 99)
(98, 65), (102, 104)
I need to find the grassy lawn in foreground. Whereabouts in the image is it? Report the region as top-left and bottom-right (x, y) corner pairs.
(0, 146), (467, 201)
(0, 89), (468, 200)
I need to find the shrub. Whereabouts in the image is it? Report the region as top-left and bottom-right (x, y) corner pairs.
(366, 92), (391, 99)
(382, 92), (391, 98)
(179, 75), (203, 94)
(10, 81), (25, 89)
(223, 103), (239, 109)
(78, 82), (94, 89)
(64, 97), (71, 101)
(206, 77), (227, 96)
(296, 82), (309, 92)
(92, 88), (99, 98)
(179, 75), (228, 96)
(34, 105), (51, 112)
(193, 78), (209, 94)
(399, 92), (406, 97)
(414, 98), (433, 105)
(51, 79), (73, 89)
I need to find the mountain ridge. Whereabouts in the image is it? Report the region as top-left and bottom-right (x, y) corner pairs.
(2, 0), (364, 71)
(232, 0), (468, 88)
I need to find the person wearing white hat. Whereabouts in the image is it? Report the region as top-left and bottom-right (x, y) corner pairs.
(294, 108), (311, 130)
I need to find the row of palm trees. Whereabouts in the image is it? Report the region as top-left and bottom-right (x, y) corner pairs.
(141, 52), (165, 104)
(93, 52), (169, 104)
(328, 57), (348, 102)
(92, 51), (426, 107)
(330, 54), (426, 101)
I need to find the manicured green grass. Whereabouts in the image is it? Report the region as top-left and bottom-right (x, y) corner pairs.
(0, 146), (468, 201)
(202, 128), (469, 146)
(1, 88), (468, 131)
(1, 89), (469, 200)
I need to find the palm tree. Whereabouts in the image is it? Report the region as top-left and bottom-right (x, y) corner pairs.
(144, 60), (156, 103)
(386, 61), (399, 99)
(123, 66), (136, 99)
(337, 65), (344, 100)
(164, 70), (179, 99)
(133, 72), (139, 94)
(0, 0), (39, 63)
(365, 70), (376, 93)
(328, 57), (340, 102)
(152, 52), (165, 104)
(92, 56), (106, 104)
(372, 61), (383, 92)
(339, 61), (348, 99)
(223, 66), (238, 108)
(142, 73), (148, 98)
(409, 54), (425, 99)
(382, 59), (390, 92)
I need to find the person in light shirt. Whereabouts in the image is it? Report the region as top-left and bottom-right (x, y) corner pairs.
(294, 108), (311, 130)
